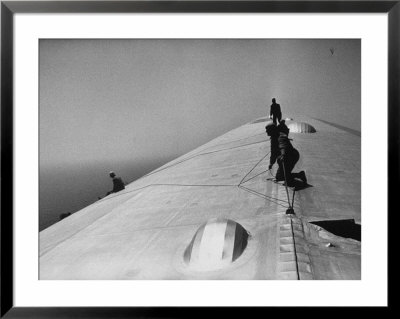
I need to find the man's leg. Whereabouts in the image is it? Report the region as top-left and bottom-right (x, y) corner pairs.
(282, 161), (295, 185)
(272, 114), (277, 125)
(275, 162), (285, 181)
(292, 171), (307, 184)
(283, 150), (300, 184)
(287, 150), (304, 183)
(277, 113), (282, 124)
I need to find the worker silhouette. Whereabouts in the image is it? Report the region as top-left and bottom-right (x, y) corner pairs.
(265, 122), (280, 171)
(269, 98), (282, 125)
(266, 121), (307, 186)
(106, 171), (125, 195)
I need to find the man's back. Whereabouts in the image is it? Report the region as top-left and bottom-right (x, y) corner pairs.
(270, 103), (281, 115)
(112, 177), (125, 193)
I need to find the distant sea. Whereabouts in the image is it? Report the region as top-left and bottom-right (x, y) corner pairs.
(39, 157), (174, 231)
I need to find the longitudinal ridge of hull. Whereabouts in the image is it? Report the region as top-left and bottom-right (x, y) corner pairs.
(40, 116), (361, 280)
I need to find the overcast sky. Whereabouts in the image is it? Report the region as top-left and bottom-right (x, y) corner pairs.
(39, 39), (360, 169)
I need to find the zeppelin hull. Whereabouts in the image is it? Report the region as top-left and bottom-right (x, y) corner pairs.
(40, 117), (361, 280)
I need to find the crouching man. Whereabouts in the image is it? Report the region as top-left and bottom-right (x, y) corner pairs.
(266, 121), (307, 186)
(106, 171), (125, 196)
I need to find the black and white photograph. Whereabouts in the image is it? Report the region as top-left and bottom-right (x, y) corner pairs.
(38, 39), (361, 280)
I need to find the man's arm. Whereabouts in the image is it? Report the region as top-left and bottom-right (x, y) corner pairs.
(270, 150), (278, 167)
(269, 140), (280, 169)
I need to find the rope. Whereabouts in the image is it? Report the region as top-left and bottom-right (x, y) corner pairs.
(268, 167), (296, 211)
(144, 139), (269, 180)
(240, 169), (268, 184)
(238, 185), (288, 207)
(291, 188), (296, 209)
(281, 158), (294, 212)
(97, 183), (237, 203)
(290, 216), (300, 280)
(238, 151), (270, 185)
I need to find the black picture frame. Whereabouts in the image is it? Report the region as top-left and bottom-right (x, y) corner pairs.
(1, 1), (395, 317)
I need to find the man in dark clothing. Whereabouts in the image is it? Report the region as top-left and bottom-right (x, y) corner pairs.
(267, 121), (307, 185)
(265, 122), (280, 170)
(270, 98), (282, 125)
(107, 171), (125, 195)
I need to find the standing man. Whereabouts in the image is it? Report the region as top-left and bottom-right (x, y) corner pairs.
(269, 98), (282, 125)
(106, 171), (125, 195)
